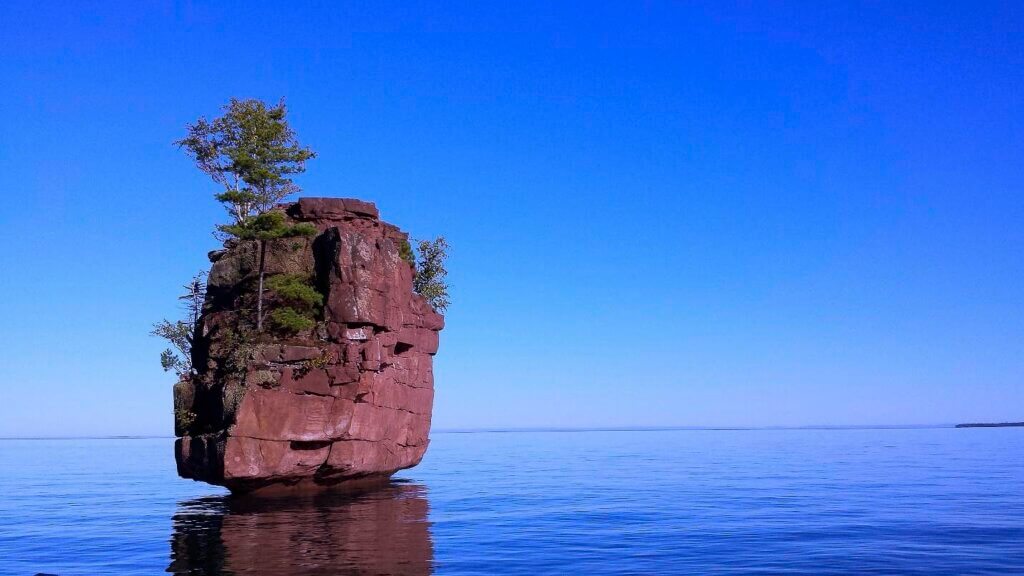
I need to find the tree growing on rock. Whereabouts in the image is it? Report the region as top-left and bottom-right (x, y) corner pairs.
(152, 273), (206, 378)
(176, 98), (317, 332)
(219, 211), (317, 331)
(266, 273), (324, 333)
(413, 236), (450, 313)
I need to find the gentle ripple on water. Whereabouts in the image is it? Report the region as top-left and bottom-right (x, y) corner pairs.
(1, 428), (1023, 575)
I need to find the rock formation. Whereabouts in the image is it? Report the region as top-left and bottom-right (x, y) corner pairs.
(174, 198), (443, 495)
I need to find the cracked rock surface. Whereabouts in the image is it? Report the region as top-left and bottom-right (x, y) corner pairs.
(174, 198), (443, 495)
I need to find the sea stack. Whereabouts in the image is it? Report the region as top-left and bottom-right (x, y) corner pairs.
(174, 198), (442, 495)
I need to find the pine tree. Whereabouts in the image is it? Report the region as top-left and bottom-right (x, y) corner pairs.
(176, 98), (317, 331)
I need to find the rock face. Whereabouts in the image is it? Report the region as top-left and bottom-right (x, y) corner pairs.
(174, 198), (443, 495)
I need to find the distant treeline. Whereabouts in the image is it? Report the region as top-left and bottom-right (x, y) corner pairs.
(955, 422), (1024, 428)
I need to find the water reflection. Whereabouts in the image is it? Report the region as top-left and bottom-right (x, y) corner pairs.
(168, 481), (433, 575)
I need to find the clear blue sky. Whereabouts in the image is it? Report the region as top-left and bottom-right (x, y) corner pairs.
(1, 1), (1021, 437)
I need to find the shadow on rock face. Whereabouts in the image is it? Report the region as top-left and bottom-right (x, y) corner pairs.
(168, 481), (433, 575)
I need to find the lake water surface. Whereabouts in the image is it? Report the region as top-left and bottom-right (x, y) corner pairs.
(2, 428), (1022, 575)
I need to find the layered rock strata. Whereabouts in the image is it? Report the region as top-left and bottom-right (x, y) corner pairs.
(174, 198), (443, 495)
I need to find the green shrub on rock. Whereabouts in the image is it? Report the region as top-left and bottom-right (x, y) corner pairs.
(267, 274), (323, 308)
(265, 273), (322, 334)
(174, 407), (196, 433)
(413, 236), (450, 313)
(290, 222), (318, 237)
(270, 307), (316, 332)
(399, 238), (415, 265)
(218, 210), (316, 242)
(151, 273), (206, 378)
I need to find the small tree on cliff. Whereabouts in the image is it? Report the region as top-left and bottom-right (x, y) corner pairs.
(413, 236), (450, 313)
(152, 273), (206, 378)
(176, 98), (317, 332)
(219, 211), (317, 332)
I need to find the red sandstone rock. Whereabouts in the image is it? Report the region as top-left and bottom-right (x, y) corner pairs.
(278, 367), (331, 395)
(174, 198), (442, 495)
(293, 197), (380, 220)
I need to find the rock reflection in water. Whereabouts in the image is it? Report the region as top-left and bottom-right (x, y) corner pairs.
(168, 481), (432, 575)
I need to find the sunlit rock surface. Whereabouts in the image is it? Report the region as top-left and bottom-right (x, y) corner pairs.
(174, 198), (443, 495)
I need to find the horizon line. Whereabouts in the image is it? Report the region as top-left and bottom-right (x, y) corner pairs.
(0, 423), (971, 440)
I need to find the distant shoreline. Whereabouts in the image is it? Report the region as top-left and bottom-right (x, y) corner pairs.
(955, 422), (1024, 428)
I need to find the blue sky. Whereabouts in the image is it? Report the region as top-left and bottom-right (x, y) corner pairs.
(1, 1), (1021, 436)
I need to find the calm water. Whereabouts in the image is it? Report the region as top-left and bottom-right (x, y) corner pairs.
(2, 428), (1023, 575)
